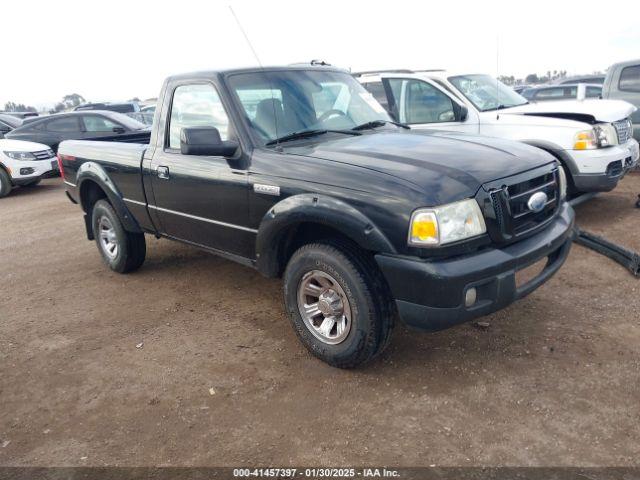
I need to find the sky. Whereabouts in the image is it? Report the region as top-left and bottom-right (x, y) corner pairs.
(2, 0), (639, 109)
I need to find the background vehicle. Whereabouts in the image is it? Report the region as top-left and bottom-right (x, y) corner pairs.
(0, 111), (39, 119)
(0, 113), (23, 138)
(549, 74), (606, 85)
(358, 70), (638, 194)
(0, 138), (57, 197)
(513, 84), (532, 94)
(6, 111), (148, 152)
(58, 65), (574, 368)
(75, 101), (154, 126)
(521, 84), (602, 102)
(74, 102), (141, 113)
(602, 59), (640, 141)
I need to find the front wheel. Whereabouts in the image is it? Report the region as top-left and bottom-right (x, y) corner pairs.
(283, 241), (395, 368)
(91, 199), (146, 273)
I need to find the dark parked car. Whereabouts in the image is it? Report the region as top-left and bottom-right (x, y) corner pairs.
(58, 65), (574, 368)
(521, 84), (602, 102)
(6, 111), (148, 152)
(0, 113), (23, 138)
(0, 111), (39, 119)
(74, 102), (140, 113)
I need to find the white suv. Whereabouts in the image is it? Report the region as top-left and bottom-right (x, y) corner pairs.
(0, 139), (58, 197)
(358, 70), (639, 194)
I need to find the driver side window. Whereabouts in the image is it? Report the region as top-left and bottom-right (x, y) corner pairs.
(168, 84), (229, 149)
(387, 79), (456, 124)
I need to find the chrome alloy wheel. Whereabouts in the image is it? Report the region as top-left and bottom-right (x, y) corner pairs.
(297, 270), (352, 345)
(98, 216), (119, 259)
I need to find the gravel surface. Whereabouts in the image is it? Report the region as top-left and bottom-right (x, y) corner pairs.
(1, 174), (639, 466)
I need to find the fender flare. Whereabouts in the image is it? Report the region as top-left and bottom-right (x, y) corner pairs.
(255, 193), (396, 277)
(76, 161), (143, 234)
(520, 139), (578, 175)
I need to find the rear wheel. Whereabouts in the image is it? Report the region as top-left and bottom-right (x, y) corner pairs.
(0, 169), (12, 198)
(283, 241), (395, 368)
(91, 199), (146, 273)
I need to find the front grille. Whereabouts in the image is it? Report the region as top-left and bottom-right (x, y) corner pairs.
(485, 168), (559, 243)
(613, 118), (632, 144)
(32, 149), (55, 160)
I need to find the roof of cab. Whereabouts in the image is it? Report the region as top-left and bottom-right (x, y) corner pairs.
(165, 64), (350, 82)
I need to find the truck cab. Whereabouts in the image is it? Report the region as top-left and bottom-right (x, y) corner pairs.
(358, 70), (639, 194)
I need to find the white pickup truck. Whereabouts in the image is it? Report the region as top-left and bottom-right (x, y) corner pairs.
(0, 139), (58, 197)
(358, 70), (639, 194)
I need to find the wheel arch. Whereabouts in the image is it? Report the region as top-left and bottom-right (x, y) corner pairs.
(77, 162), (142, 237)
(255, 194), (396, 278)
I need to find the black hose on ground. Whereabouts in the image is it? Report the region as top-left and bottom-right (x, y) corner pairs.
(574, 229), (640, 277)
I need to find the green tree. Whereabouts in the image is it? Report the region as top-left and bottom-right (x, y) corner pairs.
(525, 73), (539, 84)
(62, 93), (86, 109)
(4, 101), (36, 112)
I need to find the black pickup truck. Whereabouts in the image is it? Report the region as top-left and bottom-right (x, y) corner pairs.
(59, 65), (575, 368)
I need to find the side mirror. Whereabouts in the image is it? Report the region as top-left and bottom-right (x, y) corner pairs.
(453, 103), (468, 122)
(180, 126), (238, 157)
(112, 126), (126, 134)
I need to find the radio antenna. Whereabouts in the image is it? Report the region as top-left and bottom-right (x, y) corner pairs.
(496, 34), (500, 120)
(229, 6), (281, 148)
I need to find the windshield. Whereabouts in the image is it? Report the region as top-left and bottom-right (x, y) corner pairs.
(227, 69), (392, 144)
(448, 74), (528, 111)
(103, 112), (147, 130)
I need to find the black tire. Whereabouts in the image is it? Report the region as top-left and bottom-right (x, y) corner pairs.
(0, 169), (12, 198)
(283, 240), (395, 368)
(22, 179), (41, 187)
(91, 199), (146, 273)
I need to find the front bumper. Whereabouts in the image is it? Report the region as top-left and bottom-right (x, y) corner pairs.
(7, 157), (58, 184)
(569, 139), (639, 192)
(375, 202), (575, 331)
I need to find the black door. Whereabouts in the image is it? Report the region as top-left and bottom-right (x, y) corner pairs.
(148, 82), (253, 258)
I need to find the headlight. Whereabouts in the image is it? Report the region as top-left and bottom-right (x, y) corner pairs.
(409, 199), (486, 247)
(3, 151), (36, 160)
(557, 166), (567, 200)
(573, 124), (617, 150)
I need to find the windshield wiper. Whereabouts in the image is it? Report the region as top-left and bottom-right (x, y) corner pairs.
(265, 129), (361, 146)
(484, 103), (528, 112)
(352, 119), (410, 131)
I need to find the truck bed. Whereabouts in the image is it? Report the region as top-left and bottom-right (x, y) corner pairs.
(58, 138), (149, 194)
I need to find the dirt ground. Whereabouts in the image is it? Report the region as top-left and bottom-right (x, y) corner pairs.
(1, 174), (639, 467)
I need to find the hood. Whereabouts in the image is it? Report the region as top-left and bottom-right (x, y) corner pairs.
(0, 138), (51, 152)
(285, 130), (555, 204)
(501, 99), (636, 123)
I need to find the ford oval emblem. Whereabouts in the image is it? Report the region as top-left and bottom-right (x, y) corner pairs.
(527, 191), (548, 213)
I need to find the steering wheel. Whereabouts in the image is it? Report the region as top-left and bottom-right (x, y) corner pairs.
(317, 109), (347, 123)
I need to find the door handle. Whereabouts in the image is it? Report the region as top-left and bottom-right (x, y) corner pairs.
(157, 166), (169, 180)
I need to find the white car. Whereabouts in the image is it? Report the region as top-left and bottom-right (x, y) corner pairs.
(358, 70), (639, 194)
(0, 139), (58, 197)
